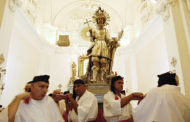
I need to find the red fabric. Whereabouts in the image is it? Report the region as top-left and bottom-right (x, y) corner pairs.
(119, 119), (132, 122)
(115, 95), (119, 100)
(90, 109), (106, 122)
(63, 107), (73, 122)
(23, 98), (30, 104)
(62, 111), (68, 122)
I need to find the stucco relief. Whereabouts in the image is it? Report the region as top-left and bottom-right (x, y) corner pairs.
(8, 0), (22, 12)
(155, 0), (176, 21)
(139, 0), (154, 26)
(9, 0), (38, 23)
(0, 54), (6, 95)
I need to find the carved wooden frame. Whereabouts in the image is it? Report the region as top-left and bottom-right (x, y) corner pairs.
(78, 55), (88, 77)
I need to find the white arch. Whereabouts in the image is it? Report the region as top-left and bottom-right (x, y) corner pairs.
(51, 0), (123, 29)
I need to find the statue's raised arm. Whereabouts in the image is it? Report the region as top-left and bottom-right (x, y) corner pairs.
(112, 29), (123, 42)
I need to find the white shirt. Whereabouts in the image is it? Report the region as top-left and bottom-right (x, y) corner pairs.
(0, 107), (8, 122)
(58, 99), (66, 115)
(69, 90), (98, 122)
(103, 91), (132, 122)
(133, 85), (190, 122)
(15, 96), (64, 122)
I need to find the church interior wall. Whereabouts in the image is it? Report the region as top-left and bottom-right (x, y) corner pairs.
(169, 0), (190, 97)
(47, 53), (76, 92)
(180, 0), (190, 55)
(0, 1), (15, 59)
(0, 9), (42, 106)
(112, 51), (128, 91)
(121, 15), (170, 93)
(121, 55), (135, 94)
(180, 0), (190, 97)
(36, 45), (89, 93)
(127, 54), (138, 93)
(136, 31), (169, 93)
(161, 15), (185, 94)
(0, 0), (6, 28)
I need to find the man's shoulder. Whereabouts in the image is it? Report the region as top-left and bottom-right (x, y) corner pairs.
(46, 96), (58, 105)
(85, 90), (96, 98)
(103, 91), (114, 98)
(80, 90), (97, 103)
(148, 85), (179, 94)
(104, 91), (113, 95)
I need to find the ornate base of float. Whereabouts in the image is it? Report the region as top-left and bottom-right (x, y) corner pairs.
(68, 83), (109, 103)
(87, 83), (109, 103)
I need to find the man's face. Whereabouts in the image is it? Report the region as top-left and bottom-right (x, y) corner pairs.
(52, 89), (62, 103)
(31, 81), (49, 100)
(114, 79), (124, 92)
(74, 84), (86, 97)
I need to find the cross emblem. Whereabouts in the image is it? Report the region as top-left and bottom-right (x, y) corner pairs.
(84, 19), (92, 29)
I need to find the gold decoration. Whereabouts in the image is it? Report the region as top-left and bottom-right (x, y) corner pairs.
(69, 62), (77, 85)
(78, 55), (88, 77)
(0, 53), (6, 95)
(0, 54), (5, 65)
(81, 27), (90, 41)
(56, 35), (70, 47)
(0, 83), (4, 94)
(170, 57), (177, 72)
(0, 0), (6, 28)
(57, 84), (62, 89)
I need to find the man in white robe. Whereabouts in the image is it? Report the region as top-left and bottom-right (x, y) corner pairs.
(14, 95), (64, 122)
(133, 72), (190, 122)
(51, 89), (67, 115)
(0, 107), (8, 121)
(103, 76), (144, 122)
(7, 75), (64, 122)
(66, 79), (98, 122)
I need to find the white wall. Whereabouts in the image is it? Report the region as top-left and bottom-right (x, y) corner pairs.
(48, 52), (77, 92)
(124, 16), (170, 93)
(37, 45), (89, 93)
(0, 1), (15, 65)
(1, 10), (41, 106)
(136, 31), (169, 93)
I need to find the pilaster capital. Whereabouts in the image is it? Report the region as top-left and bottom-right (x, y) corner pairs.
(8, 0), (23, 12)
(155, 0), (176, 21)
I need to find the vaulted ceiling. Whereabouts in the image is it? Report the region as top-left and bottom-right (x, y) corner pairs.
(15, 0), (158, 46)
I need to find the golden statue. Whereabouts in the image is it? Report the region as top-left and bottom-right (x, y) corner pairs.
(85, 7), (123, 84)
(69, 62), (77, 85)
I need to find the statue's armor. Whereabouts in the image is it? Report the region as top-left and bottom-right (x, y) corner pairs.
(91, 29), (109, 59)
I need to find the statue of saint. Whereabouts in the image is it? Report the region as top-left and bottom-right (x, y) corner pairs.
(69, 62), (77, 85)
(86, 7), (123, 83)
(72, 62), (76, 77)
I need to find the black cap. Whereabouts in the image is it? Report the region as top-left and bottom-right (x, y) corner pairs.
(157, 72), (177, 87)
(31, 75), (50, 83)
(27, 81), (33, 84)
(74, 79), (85, 85)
